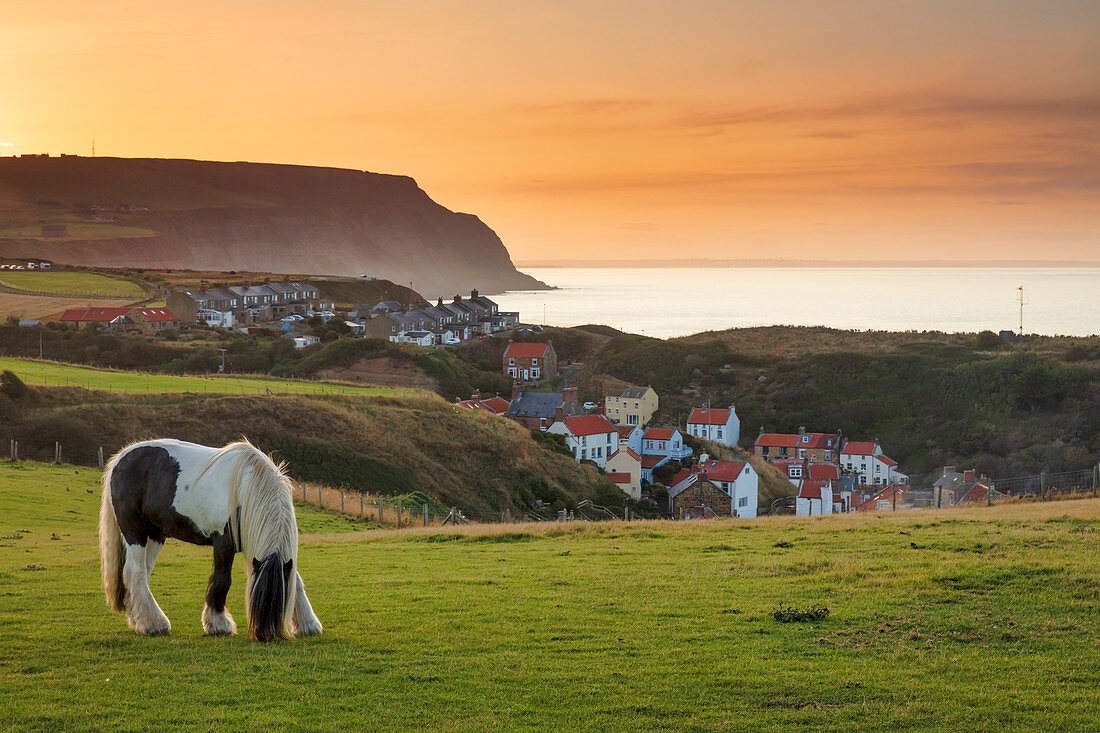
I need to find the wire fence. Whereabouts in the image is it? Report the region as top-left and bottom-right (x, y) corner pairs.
(991, 467), (1100, 500)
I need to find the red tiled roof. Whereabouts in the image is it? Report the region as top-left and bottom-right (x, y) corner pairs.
(59, 307), (130, 323)
(808, 463), (839, 480)
(755, 433), (800, 447)
(607, 472), (632, 483)
(617, 425), (637, 439)
(481, 397), (510, 414)
(504, 342), (551, 359)
(643, 427), (674, 440)
(877, 455), (897, 467)
(842, 441), (878, 456)
(798, 480), (826, 499)
(561, 415), (617, 437)
(608, 448), (642, 463)
(134, 308), (179, 322)
(640, 455), (667, 469)
(688, 407), (731, 426)
(698, 459), (746, 483)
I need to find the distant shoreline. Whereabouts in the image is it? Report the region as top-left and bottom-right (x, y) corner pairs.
(514, 259), (1100, 270)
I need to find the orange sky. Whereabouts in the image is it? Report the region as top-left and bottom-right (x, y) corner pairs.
(2, 0), (1097, 262)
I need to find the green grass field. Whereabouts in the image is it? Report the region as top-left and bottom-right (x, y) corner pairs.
(0, 271), (146, 298)
(0, 357), (413, 397)
(1, 461), (1098, 731)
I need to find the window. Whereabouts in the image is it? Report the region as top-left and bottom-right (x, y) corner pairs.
(532, 368), (540, 379)
(595, 447), (602, 458)
(790, 466), (802, 478)
(738, 497), (748, 507)
(716, 428), (723, 439)
(798, 449), (806, 459)
(801, 436), (810, 443)
(581, 436), (587, 446)
(628, 414), (638, 425)
(508, 357), (515, 365)
(531, 358), (538, 365)
(581, 449), (587, 459)
(824, 451), (831, 460)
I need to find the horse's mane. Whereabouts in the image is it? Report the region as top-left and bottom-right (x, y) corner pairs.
(198, 439), (299, 634)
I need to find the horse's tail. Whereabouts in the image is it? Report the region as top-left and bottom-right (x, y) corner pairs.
(98, 450), (127, 613)
(248, 549), (293, 642)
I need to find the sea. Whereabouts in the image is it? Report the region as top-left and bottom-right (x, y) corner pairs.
(493, 267), (1100, 339)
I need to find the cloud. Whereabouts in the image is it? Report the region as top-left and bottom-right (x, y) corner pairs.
(0, 142), (13, 147)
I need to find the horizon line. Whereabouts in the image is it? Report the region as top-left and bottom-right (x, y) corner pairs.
(514, 258), (1100, 269)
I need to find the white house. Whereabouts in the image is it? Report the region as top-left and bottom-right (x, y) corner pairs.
(841, 440), (906, 486)
(795, 480), (833, 516)
(546, 415), (619, 468)
(686, 406), (740, 447)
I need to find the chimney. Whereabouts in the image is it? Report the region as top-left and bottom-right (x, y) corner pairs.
(554, 405), (564, 422)
(944, 465), (956, 476)
(798, 426), (806, 435)
(437, 297), (444, 307)
(963, 469), (976, 484)
(454, 294), (462, 303)
(561, 386), (578, 403)
(511, 382), (522, 401)
(472, 389), (481, 400)
(471, 289), (479, 299)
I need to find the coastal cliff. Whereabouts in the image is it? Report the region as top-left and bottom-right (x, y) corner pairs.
(0, 156), (546, 297)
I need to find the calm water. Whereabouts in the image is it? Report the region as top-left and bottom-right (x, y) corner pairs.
(494, 267), (1100, 338)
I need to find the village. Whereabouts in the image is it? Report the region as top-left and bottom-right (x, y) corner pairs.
(14, 273), (1004, 519)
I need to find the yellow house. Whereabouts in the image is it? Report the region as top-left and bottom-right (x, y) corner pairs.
(605, 447), (643, 499)
(604, 385), (658, 427)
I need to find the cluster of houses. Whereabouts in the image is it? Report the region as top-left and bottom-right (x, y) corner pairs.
(165, 284), (520, 347)
(0, 260), (52, 271)
(481, 343), (760, 516)
(353, 291), (520, 345)
(751, 429), (913, 515)
(166, 281), (328, 329)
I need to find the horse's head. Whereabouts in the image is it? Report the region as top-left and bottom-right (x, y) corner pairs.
(248, 550), (296, 641)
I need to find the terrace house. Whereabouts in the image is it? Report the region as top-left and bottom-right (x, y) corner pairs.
(503, 341), (557, 381)
(754, 428), (840, 464)
(546, 414), (619, 468)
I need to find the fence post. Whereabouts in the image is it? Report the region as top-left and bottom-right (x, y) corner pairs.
(341, 490), (344, 512)
(378, 498), (384, 524)
(1040, 471), (1046, 501)
(9, 439), (13, 461)
(397, 499), (403, 529)
(318, 485), (323, 507)
(424, 504), (429, 527)
(55, 441), (61, 465)
(98, 446), (104, 469)
(360, 492), (364, 517)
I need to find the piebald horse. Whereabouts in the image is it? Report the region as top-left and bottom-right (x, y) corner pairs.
(98, 439), (322, 641)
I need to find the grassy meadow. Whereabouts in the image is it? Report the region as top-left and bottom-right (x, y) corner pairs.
(1, 461), (1098, 731)
(0, 357), (410, 397)
(0, 271), (147, 298)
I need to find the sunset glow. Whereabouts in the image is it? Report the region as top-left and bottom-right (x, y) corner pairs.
(2, 0), (1097, 262)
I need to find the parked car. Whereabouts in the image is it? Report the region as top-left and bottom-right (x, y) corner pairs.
(583, 401), (599, 411)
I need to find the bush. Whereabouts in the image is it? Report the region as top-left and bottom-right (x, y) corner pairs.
(0, 371), (28, 401)
(975, 330), (1001, 349)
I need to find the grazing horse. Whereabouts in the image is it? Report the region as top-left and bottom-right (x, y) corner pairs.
(98, 438), (322, 641)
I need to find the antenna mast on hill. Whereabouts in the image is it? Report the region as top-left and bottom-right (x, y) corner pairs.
(1017, 285), (1026, 335)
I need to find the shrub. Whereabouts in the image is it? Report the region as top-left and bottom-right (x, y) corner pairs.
(773, 604), (829, 623)
(0, 371), (29, 401)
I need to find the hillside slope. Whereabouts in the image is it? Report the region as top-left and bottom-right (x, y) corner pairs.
(0, 388), (614, 514)
(0, 156), (545, 297)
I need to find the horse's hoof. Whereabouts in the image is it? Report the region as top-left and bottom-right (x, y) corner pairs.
(144, 627), (171, 637)
(295, 622), (323, 637)
(204, 627), (237, 637)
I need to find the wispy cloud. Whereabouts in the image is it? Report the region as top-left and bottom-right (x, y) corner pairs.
(0, 142), (13, 147)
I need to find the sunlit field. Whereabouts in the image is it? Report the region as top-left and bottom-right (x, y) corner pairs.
(0, 271), (146, 298)
(1, 461), (1098, 731)
(0, 357), (409, 397)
